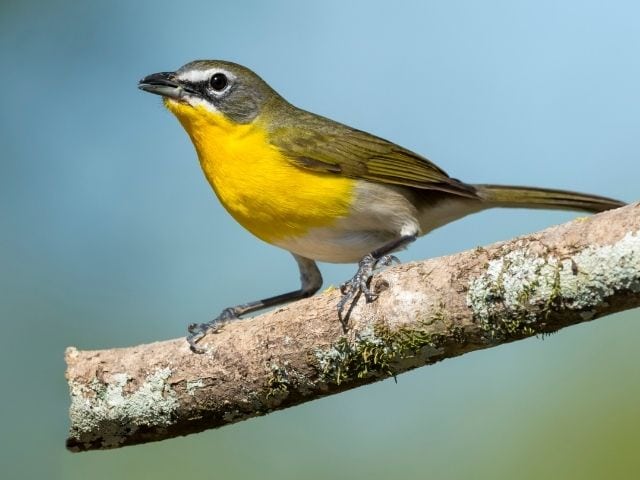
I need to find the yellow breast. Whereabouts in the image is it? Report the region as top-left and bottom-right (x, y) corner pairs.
(164, 100), (354, 244)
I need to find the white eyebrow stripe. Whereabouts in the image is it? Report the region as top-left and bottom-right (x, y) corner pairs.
(176, 67), (235, 84)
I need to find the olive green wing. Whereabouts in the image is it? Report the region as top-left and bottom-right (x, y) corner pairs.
(271, 114), (479, 198)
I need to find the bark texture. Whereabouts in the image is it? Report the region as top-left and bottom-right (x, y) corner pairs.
(65, 203), (640, 452)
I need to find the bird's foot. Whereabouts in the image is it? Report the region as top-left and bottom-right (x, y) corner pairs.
(337, 253), (399, 322)
(187, 307), (238, 353)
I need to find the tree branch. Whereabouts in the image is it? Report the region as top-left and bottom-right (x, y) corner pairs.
(65, 203), (640, 452)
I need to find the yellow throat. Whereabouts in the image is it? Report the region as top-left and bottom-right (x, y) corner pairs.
(164, 100), (355, 244)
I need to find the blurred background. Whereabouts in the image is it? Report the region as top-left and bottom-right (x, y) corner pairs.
(1, 0), (639, 478)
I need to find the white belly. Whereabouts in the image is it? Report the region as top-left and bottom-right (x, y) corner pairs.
(275, 227), (396, 263)
(274, 181), (420, 263)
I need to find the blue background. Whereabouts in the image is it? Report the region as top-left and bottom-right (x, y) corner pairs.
(1, 1), (639, 478)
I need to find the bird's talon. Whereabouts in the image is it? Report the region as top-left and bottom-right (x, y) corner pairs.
(219, 307), (239, 321)
(187, 328), (207, 352)
(364, 291), (378, 303)
(378, 254), (400, 267)
(187, 308), (240, 353)
(337, 252), (394, 318)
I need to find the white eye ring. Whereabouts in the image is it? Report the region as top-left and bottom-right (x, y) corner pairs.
(209, 72), (228, 92)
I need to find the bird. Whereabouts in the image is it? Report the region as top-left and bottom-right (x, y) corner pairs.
(138, 60), (624, 352)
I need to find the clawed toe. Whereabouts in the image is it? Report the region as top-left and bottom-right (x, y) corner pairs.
(337, 253), (398, 321)
(186, 307), (239, 353)
(377, 254), (400, 267)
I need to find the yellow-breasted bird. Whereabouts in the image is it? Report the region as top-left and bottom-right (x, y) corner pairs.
(138, 60), (624, 352)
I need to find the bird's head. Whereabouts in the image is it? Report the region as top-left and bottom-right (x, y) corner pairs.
(139, 60), (281, 126)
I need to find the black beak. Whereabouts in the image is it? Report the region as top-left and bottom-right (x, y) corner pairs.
(138, 71), (193, 100)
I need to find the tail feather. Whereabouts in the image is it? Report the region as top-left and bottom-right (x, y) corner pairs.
(475, 184), (625, 213)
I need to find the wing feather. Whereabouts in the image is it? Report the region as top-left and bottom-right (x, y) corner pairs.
(270, 112), (478, 199)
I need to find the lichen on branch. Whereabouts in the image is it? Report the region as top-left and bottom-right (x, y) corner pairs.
(65, 203), (640, 452)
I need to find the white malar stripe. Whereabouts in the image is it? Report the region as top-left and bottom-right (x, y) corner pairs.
(184, 96), (219, 113)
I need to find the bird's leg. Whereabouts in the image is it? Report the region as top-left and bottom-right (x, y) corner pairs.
(187, 254), (322, 353)
(338, 234), (417, 321)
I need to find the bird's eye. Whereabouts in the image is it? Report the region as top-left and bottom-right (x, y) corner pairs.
(209, 73), (228, 91)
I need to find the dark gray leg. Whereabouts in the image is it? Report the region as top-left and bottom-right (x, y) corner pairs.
(338, 234), (417, 321)
(188, 254), (322, 352)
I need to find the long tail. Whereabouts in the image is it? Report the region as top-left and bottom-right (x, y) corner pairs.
(474, 184), (625, 213)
